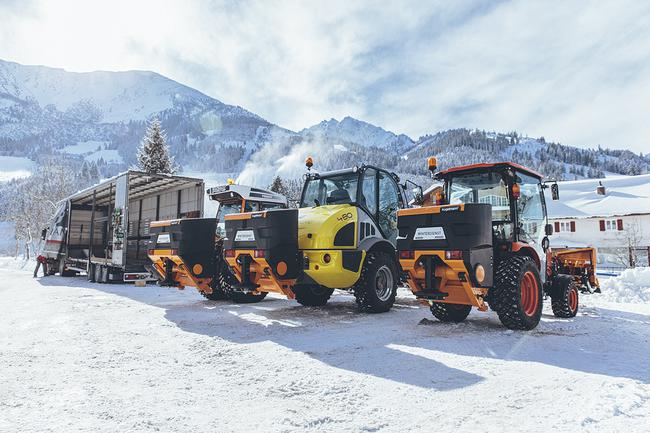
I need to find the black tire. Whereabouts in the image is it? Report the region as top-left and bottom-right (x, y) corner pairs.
(353, 251), (398, 313)
(490, 256), (543, 330)
(551, 275), (579, 318)
(430, 303), (472, 322)
(294, 284), (334, 307)
(220, 268), (267, 304)
(200, 277), (229, 301)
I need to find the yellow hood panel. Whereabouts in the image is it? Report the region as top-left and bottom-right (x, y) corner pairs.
(298, 205), (357, 250)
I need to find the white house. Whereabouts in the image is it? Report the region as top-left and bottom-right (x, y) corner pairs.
(545, 174), (650, 267)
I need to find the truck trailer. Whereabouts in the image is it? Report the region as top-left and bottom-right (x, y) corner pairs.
(41, 170), (204, 283)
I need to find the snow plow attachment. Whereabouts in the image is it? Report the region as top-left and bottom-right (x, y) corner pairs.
(148, 218), (217, 294)
(551, 247), (600, 293)
(223, 208), (301, 298)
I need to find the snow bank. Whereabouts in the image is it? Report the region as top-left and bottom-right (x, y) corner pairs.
(599, 267), (650, 303)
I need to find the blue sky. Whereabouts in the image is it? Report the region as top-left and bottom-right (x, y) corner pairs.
(1, 0), (649, 152)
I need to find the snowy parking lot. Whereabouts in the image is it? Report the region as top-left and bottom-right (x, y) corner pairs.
(1, 263), (649, 433)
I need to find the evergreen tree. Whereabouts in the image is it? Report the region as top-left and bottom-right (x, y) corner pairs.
(268, 176), (289, 197)
(137, 118), (176, 174)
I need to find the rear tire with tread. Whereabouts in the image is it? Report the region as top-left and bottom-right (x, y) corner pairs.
(430, 303), (472, 322)
(201, 277), (229, 301)
(551, 275), (579, 318)
(353, 251), (398, 313)
(220, 268), (267, 304)
(295, 284), (334, 306)
(491, 256), (543, 330)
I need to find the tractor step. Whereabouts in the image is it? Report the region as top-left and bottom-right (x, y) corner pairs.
(415, 289), (449, 300)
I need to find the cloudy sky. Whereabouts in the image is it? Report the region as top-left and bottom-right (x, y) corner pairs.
(1, 0), (649, 152)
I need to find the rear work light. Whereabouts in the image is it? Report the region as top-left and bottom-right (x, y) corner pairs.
(399, 250), (415, 260)
(224, 249), (236, 258)
(254, 249), (265, 258)
(445, 250), (463, 260)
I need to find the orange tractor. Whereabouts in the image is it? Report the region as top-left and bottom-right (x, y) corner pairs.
(397, 158), (596, 330)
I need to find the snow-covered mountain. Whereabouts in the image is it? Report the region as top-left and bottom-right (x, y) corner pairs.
(0, 58), (648, 187)
(300, 116), (414, 152)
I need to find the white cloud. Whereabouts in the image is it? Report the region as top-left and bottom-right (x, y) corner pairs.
(0, 0), (649, 152)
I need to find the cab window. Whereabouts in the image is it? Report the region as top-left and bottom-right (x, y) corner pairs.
(378, 171), (400, 243)
(361, 168), (377, 216)
(244, 201), (260, 212)
(216, 202), (243, 236)
(516, 173), (545, 243)
(261, 202), (284, 210)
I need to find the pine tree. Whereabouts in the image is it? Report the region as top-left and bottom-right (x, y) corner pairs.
(268, 176), (289, 197)
(137, 118), (176, 174)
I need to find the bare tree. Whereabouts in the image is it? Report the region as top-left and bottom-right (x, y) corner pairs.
(615, 218), (645, 268)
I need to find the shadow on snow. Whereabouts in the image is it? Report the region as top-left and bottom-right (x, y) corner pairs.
(37, 275), (650, 388)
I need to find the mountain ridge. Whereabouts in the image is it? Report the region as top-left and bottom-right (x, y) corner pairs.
(0, 58), (647, 187)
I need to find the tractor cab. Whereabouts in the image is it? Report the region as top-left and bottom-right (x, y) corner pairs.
(299, 165), (412, 244)
(434, 162), (552, 276)
(208, 182), (288, 237)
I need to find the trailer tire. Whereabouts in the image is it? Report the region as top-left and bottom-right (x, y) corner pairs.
(430, 302), (472, 322)
(353, 251), (398, 313)
(551, 275), (579, 318)
(295, 284), (334, 307)
(219, 268), (267, 304)
(88, 263), (96, 282)
(491, 256), (543, 330)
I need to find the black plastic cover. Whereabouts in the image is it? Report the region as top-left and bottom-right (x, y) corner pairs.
(224, 209), (300, 279)
(397, 204), (492, 251)
(149, 218), (216, 279)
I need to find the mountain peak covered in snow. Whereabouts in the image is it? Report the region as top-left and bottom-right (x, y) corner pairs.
(300, 115), (415, 151)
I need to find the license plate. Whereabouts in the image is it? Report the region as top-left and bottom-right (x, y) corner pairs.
(157, 233), (171, 243)
(413, 227), (446, 240)
(235, 230), (255, 242)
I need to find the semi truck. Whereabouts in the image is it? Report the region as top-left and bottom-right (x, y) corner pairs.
(40, 170), (204, 283)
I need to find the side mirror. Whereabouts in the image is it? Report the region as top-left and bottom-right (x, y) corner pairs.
(41, 228), (47, 240)
(545, 223), (553, 236)
(551, 183), (559, 200)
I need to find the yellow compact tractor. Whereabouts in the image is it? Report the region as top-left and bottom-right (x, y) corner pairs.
(147, 182), (288, 303)
(223, 159), (421, 312)
(397, 158), (593, 330)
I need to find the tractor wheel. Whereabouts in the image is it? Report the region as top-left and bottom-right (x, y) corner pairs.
(491, 256), (543, 330)
(200, 278), (229, 301)
(353, 251), (398, 313)
(219, 268), (267, 304)
(295, 284), (334, 307)
(430, 303), (472, 323)
(551, 275), (579, 318)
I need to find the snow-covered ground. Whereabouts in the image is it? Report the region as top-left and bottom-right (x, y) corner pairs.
(1, 262), (649, 433)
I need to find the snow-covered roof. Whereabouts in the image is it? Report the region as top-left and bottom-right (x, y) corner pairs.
(546, 174), (650, 219)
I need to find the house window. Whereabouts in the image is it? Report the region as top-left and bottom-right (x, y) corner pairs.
(599, 219), (623, 231)
(554, 221), (575, 232)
